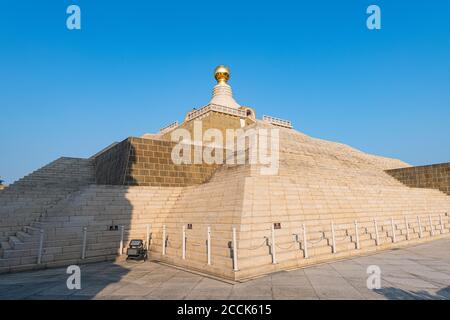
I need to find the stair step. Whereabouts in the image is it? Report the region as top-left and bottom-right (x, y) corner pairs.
(8, 236), (23, 249)
(1, 241), (11, 250)
(16, 231), (32, 242)
(23, 226), (42, 235)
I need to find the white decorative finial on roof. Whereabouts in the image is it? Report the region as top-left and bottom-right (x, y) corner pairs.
(209, 65), (241, 109)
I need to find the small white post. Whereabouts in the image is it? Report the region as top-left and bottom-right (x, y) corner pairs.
(374, 219), (380, 246)
(405, 216), (410, 240)
(331, 222), (336, 253)
(302, 223), (308, 258)
(440, 214), (444, 234)
(162, 224), (167, 255)
(37, 229), (44, 264)
(119, 225), (124, 255)
(81, 226), (87, 259)
(207, 226), (211, 265)
(391, 218), (396, 243)
(417, 216), (423, 238)
(146, 224), (151, 251)
(354, 220), (360, 249)
(182, 225), (186, 260)
(271, 224), (277, 264)
(429, 215), (434, 236)
(232, 227), (238, 271)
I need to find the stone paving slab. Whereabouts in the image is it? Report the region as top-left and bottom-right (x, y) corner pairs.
(1, 238), (450, 300)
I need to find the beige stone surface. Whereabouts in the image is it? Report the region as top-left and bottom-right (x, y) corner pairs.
(1, 120), (449, 281)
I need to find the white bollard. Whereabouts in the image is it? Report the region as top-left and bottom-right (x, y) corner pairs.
(302, 223), (308, 258)
(440, 214), (444, 234)
(405, 216), (410, 240)
(119, 225), (125, 255)
(391, 218), (396, 243)
(207, 226), (211, 265)
(182, 225), (186, 260)
(81, 227), (87, 259)
(271, 224), (277, 264)
(417, 216), (423, 238)
(146, 224), (151, 251)
(162, 224), (167, 255)
(232, 227), (238, 271)
(37, 229), (44, 264)
(354, 220), (360, 249)
(374, 219), (380, 246)
(429, 215), (434, 236)
(331, 222), (336, 253)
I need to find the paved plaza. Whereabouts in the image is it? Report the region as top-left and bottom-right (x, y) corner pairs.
(1, 238), (449, 300)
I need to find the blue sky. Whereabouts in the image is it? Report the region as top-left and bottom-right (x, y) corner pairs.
(1, 0), (449, 184)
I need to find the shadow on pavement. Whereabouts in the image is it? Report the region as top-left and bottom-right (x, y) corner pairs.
(374, 285), (450, 300)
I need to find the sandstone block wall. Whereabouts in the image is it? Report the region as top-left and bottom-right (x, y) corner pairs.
(93, 139), (129, 185)
(386, 163), (450, 195)
(94, 137), (221, 187)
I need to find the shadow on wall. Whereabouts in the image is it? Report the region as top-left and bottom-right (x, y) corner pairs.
(32, 143), (142, 299)
(25, 144), (142, 299)
(3, 138), (216, 298)
(0, 139), (181, 299)
(374, 285), (450, 300)
(72, 143), (142, 299)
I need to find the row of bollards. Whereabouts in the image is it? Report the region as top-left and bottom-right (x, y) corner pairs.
(32, 212), (448, 269)
(298, 213), (448, 260)
(159, 224), (223, 268)
(36, 224), (144, 264)
(155, 213), (448, 271)
(36, 225), (91, 265)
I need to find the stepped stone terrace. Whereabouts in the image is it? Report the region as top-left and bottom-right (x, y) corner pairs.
(0, 66), (449, 281)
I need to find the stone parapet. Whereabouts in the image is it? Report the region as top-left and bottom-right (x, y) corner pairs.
(186, 103), (246, 122)
(262, 115), (292, 129)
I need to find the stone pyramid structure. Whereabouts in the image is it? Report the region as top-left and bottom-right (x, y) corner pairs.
(1, 66), (449, 280)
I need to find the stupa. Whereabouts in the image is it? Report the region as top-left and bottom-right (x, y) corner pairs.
(0, 66), (449, 280)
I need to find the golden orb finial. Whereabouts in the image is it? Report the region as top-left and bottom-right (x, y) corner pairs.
(214, 65), (230, 83)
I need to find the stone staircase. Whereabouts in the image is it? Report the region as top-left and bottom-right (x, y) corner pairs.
(0, 185), (182, 273)
(0, 157), (95, 271)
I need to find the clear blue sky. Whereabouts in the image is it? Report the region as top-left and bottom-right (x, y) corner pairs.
(1, 0), (449, 184)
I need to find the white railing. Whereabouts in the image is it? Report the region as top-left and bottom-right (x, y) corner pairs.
(262, 115), (293, 128)
(26, 212), (449, 272)
(132, 213), (449, 272)
(186, 103), (246, 121)
(159, 121), (179, 134)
